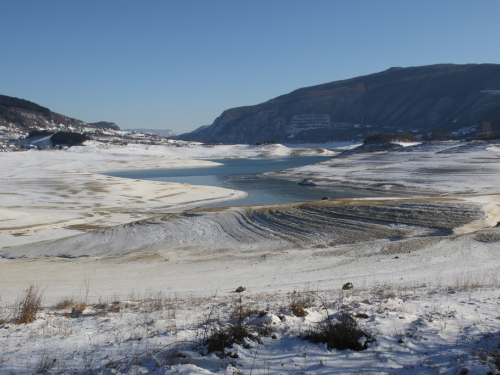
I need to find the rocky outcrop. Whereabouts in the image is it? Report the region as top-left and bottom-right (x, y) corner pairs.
(180, 64), (500, 144)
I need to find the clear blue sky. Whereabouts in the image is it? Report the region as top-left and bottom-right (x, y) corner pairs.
(2, 0), (499, 133)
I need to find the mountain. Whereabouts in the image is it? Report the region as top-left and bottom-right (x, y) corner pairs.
(125, 128), (177, 138)
(179, 64), (500, 144)
(0, 94), (124, 143)
(0, 95), (88, 132)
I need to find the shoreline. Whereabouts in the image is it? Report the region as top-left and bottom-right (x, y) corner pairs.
(0, 195), (497, 304)
(1, 141), (500, 305)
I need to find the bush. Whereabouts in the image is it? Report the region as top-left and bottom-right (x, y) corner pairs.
(289, 292), (315, 317)
(15, 285), (43, 324)
(53, 297), (87, 317)
(204, 322), (255, 353)
(203, 295), (261, 354)
(307, 314), (370, 351)
(53, 298), (74, 310)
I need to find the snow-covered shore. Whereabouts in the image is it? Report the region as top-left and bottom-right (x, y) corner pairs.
(0, 142), (333, 250)
(269, 141), (500, 196)
(0, 143), (500, 301)
(1, 140), (500, 374)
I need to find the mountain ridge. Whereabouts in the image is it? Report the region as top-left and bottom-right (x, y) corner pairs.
(179, 64), (500, 144)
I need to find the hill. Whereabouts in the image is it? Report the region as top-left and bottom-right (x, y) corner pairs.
(0, 95), (138, 150)
(179, 64), (500, 144)
(0, 94), (126, 140)
(0, 95), (88, 134)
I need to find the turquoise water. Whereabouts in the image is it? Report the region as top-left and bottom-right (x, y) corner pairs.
(106, 156), (393, 207)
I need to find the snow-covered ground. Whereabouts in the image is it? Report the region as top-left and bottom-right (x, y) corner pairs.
(1, 140), (500, 374)
(0, 141), (333, 250)
(1, 282), (499, 374)
(269, 141), (500, 196)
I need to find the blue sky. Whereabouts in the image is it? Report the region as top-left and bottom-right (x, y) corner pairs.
(2, 1), (499, 133)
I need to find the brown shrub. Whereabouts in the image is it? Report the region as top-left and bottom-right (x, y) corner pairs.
(71, 303), (87, 317)
(290, 293), (315, 317)
(15, 285), (43, 324)
(53, 298), (74, 310)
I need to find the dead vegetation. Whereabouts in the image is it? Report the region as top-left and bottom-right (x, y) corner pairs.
(307, 313), (370, 351)
(2, 278), (500, 373)
(203, 320), (257, 354)
(52, 298), (88, 318)
(289, 291), (315, 317)
(14, 285), (43, 324)
(202, 294), (263, 355)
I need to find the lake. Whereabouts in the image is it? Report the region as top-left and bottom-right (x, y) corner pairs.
(106, 156), (393, 208)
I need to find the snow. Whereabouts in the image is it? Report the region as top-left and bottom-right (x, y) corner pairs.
(1, 140), (500, 373)
(270, 141), (500, 195)
(0, 142), (332, 251)
(1, 285), (499, 374)
(391, 141), (421, 147)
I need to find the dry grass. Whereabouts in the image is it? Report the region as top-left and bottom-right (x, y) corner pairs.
(53, 298), (88, 317)
(15, 285), (43, 324)
(53, 299), (75, 310)
(289, 292), (315, 317)
(2, 280), (499, 372)
(290, 299), (308, 317)
(71, 303), (87, 317)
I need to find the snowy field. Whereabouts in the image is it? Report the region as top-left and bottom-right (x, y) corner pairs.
(1, 140), (500, 374)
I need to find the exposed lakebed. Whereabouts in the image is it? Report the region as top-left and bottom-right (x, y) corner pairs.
(106, 156), (397, 207)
